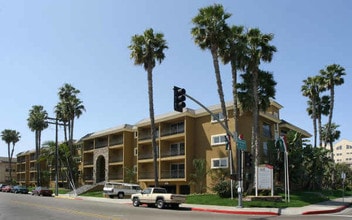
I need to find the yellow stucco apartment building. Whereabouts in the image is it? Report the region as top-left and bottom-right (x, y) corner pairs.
(80, 100), (311, 194)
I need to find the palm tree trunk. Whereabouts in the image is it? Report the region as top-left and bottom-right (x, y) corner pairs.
(148, 65), (158, 187)
(327, 87), (334, 158)
(311, 98), (318, 147)
(7, 143), (11, 182)
(211, 46), (229, 129)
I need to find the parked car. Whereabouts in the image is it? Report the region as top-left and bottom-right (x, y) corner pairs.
(103, 182), (141, 199)
(12, 185), (29, 194)
(2, 185), (13, 193)
(32, 187), (53, 196)
(0, 184), (7, 191)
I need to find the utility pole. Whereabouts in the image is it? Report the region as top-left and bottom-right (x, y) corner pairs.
(46, 117), (64, 196)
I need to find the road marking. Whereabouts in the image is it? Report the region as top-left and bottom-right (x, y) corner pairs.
(12, 200), (122, 220)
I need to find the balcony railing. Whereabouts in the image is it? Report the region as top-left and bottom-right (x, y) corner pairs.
(108, 173), (123, 180)
(138, 153), (153, 160)
(84, 145), (94, 151)
(138, 171), (154, 179)
(160, 128), (184, 137)
(83, 161), (94, 166)
(161, 170), (185, 179)
(161, 151), (185, 158)
(109, 157), (123, 163)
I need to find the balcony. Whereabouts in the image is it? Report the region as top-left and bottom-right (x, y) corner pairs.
(109, 156), (123, 163)
(138, 153), (154, 160)
(161, 122), (184, 137)
(83, 145), (94, 151)
(108, 173), (123, 180)
(161, 169), (185, 179)
(138, 171), (154, 180)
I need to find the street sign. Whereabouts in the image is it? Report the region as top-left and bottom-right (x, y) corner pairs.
(236, 139), (246, 150)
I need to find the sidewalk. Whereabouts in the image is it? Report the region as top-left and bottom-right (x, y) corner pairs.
(56, 194), (352, 216)
(182, 197), (352, 216)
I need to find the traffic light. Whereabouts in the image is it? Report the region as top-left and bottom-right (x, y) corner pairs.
(173, 86), (186, 112)
(244, 152), (253, 167)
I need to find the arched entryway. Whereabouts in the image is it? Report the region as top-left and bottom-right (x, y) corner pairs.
(96, 155), (106, 183)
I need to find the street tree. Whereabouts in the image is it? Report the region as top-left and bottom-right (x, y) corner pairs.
(301, 76), (325, 147)
(55, 83), (85, 190)
(27, 105), (48, 186)
(1, 129), (20, 183)
(319, 64), (346, 153)
(244, 28), (276, 172)
(129, 28), (168, 187)
(191, 4), (231, 130)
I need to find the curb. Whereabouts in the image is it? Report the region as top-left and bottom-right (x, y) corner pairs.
(191, 207), (279, 216)
(302, 204), (351, 215)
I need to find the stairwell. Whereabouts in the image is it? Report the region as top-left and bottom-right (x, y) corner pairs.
(67, 181), (105, 196)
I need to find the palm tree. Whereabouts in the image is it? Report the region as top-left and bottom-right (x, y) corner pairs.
(219, 24), (247, 135)
(306, 95), (330, 147)
(55, 83), (85, 190)
(191, 4), (231, 130)
(237, 70), (277, 113)
(1, 129), (21, 182)
(129, 28), (168, 187)
(56, 83), (85, 147)
(27, 105), (48, 186)
(319, 64), (346, 150)
(321, 123), (340, 160)
(244, 28), (276, 169)
(301, 76), (324, 147)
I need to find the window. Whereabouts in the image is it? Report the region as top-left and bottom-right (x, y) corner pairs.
(170, 122), (184, 134)
(211, 157), (228, 169)
(211, 112), (224, 122)
(211, 134), (227, 146)
(171, 163), (185, 178)
(263, 123), (272, 138)
(263, 142), (268, 156)
(170, 142), (185, 156)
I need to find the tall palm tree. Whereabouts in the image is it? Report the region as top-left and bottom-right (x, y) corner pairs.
(129, 28), (168, 187)
(245, 28), (276, 168)
(306, 95), (330, 147)
(219, 25), (247, 134)
(1, 129), (20, 182)
(191, 4), (231, 130)
(27, 105), (48, 186)
(319, 64), (346, 150)
(301, 76), (324, 147)
(55, 83), (85, 190)
(56, 83), (85, 147)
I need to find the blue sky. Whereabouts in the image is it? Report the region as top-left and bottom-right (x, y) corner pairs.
(0, 0), (351, 157)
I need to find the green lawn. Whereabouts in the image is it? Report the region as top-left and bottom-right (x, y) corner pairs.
(76, 189), (352, 208)
(186, 190), (352, 208)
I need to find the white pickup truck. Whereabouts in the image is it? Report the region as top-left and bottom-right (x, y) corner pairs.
(131, 187), (186, 209)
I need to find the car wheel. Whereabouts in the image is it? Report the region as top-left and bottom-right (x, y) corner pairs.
(117, 193), (124, 199)
(156, 199), (165, 209)
(132, 197), (140, 207)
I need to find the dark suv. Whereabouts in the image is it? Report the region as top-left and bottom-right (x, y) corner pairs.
(12, 185), (29, 194)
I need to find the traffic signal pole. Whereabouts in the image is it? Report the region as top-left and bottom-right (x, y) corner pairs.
(177, 90), (242, 207)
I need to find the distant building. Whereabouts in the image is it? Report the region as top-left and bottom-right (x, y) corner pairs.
(0, 156), (17, 183)
(334, 139), (352, 168)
